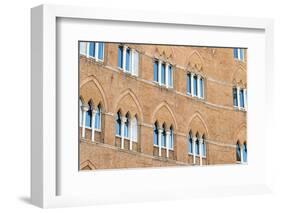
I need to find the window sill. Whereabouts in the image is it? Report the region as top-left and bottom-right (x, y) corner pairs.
(153, 145), (174, 150)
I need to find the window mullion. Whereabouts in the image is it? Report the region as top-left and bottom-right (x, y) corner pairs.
(95, 42), (99, 59)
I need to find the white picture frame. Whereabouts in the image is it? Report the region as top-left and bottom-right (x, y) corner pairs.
(31, 4), (274, 208)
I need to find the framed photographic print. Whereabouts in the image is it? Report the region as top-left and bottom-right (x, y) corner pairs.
(31, 4), (274, 208)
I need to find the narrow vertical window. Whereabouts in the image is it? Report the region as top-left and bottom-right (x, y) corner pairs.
(170, 127), (173, 149)
(125, 48), (130, 72)
(236, 142), (241, 162)
(187, 73), (191, 94)
(193, 75), (198, 96)
(124, 114), (129, 138)
(153, 60), (158, 82)
(240, 89), (244, 108)
(233, 48), (238, 59)
(239, 49), (244, 60)
(168, 65), (173, 87)
(188, 132), (193, 153)
(115, 112), (121, 136)
(88, 42), (95, 57)
(202, 135), (206, 157)
(153, 123), (158, 145)
(118, 45), (123, 68)
(200, 78), (204, 98)
(233, 87), (238, 107)
(161, 63), (165, 84)
(97, 42), (104, 60)
(161, 126), (166, 148)
(132, 116), (138, 141)
(85, 102), (92, 128)
(195, 139), (200, 155)
(95, 105), (101, 130)
(243, 143), (247, 162)
(79, 42), (87, 55)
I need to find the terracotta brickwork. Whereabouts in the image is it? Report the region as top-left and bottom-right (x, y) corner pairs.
(79, 43), (247, 170)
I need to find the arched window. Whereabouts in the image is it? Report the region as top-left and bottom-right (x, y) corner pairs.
(193, 75), (198, 96)
(124, 113), (129, 138)
(195, 138), (200, 155)
(94, 104), (101, 130)
(115, 111), (121, 136)
(161, 63), (165, 84)
(236, 142), (241, 162)
(132, 116), (138, 142)
(202, 135), (206, 157)
(169, 126), (173, 149)
(79, 99), (83, 126)
(161, 124), (166, 148)
(153, 122), (158, 145)
(188, 131), (193, 154)
(85, 101), (92, 128)
(243, 142), (247, 162)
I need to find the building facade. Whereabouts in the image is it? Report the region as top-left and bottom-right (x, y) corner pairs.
(79, 42), (247, 170)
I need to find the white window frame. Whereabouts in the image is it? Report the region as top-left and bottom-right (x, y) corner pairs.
(86, 42), (104, 62)
(154, 59), (173, 88)
(118, 45), (139, 76)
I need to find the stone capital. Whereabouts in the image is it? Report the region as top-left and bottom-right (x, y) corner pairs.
(81, 104), (89, 112)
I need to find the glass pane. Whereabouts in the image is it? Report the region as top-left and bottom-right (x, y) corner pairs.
(89, 42), (95, 57)
(243, 144), (247, 162)
(153, 61), (158, 81)
(189, 135), (193, 153)
(98, 42), (104, 60)
(200, 78), (203, 98)
(239, 49), (244, 60)
(95, 109), (101, 129)
(170, 130), (173, 149)
(79, 42), (87, 55)
(187, 74), (191, 94)
(153, 126), (158, 145)
(236, 144), (241, 161)
(193, 75), (198, 96)
(168, 65), (172, 87)
(196, 141), (199, 155)
(85, 109), (92, 128)
(118, 46), (123, 68)
(161, 131), (166, 147)
(240, 89), (244, 108)
(161, 63), (165, 84)
(125, 48), (130, 71)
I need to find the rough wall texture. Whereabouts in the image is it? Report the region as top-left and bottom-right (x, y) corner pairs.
(79, 43), (247, 170)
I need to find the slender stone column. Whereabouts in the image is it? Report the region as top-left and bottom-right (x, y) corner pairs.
(199, 138), (203, 166)
(94, 42), (99, 59)
(122, 46), (127, 72)
(197, 75), (201, 98)
(166, 131), (171, 158)
(190, 73), (194, 97)
(81, 104), (89, 139)
(129, 118), (133, 150)
(158, 128), (163, 157)
(165, 63), (169, 88)
(192, 137), (197, 165)
(121, 116), (127, 149)
(91, 109), (96, 143)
